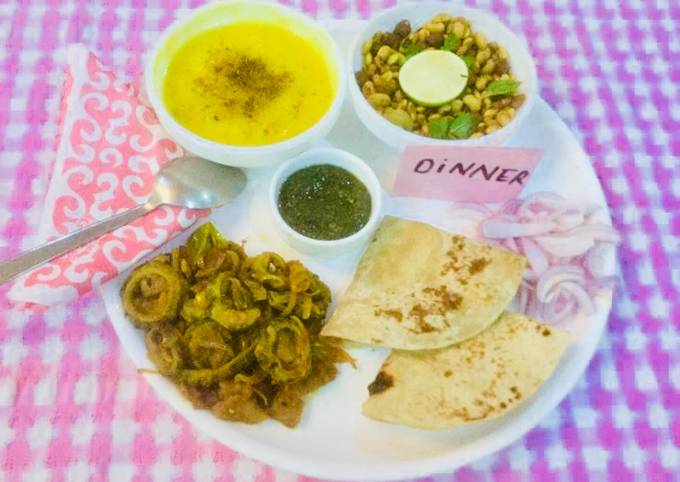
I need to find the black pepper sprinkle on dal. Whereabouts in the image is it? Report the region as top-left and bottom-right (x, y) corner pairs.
(277, 164), (372, 240)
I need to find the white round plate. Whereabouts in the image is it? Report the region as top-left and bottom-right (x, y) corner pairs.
(100, 95), (613, 481)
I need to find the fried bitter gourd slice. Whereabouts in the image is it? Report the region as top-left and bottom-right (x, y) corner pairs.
(266, 338), (353, 427)
(122, 260), (186, 326)
(185, 223), (245, 277)
(184, 321), (235, 369)
(145, 323), (185, 376)
(210, 302), (261, 331)
(241, 252), (288, 290)
(178, 345), (256, 387)
(255, 316), (312, 383)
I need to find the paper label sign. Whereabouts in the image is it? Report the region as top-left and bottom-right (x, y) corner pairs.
(393, 146), (543, 203)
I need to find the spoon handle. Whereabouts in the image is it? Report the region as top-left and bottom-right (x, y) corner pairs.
(0, 203), (154, 285)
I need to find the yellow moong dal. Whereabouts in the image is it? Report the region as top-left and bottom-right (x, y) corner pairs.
(163, 23), (334, 146)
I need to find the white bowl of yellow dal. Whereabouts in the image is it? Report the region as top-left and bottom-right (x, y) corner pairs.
(145, 1), (346, 167)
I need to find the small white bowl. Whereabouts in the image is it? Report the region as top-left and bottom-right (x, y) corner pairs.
(145, 0), (346, 168)
(269, 148), (383, 255)
(348, 2), (538, 150)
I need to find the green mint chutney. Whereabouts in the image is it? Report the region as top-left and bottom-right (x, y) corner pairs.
(277, 164), (372, 240)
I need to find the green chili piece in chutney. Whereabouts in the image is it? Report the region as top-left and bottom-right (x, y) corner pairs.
(278, 164), (372, 240)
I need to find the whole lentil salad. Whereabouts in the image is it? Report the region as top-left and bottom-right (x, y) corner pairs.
(355, 14), (526, 139)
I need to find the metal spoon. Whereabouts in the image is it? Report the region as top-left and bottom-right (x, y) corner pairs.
(0, 155), (247, 284)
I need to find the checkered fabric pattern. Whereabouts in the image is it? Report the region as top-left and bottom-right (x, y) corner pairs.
(0, 0), (678, 481)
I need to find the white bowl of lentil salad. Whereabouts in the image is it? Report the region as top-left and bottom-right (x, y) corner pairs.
(348, 2), (537, 149)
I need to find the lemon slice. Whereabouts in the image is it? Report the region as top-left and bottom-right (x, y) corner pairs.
(398, 50), (469, 107)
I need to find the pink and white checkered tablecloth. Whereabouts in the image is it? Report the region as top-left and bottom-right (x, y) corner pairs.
(0, 0), (678, 481)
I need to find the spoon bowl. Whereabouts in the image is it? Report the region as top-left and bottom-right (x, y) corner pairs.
(0, 155), (247, 284)
(150, 155), (247, 208)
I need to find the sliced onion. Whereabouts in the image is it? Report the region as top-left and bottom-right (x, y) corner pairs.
(560, 281), (596, 315)
(523, 267), (538, 282)
(535, 266), (585, 302)
(500, 198), (523, 215)
(585, 206), (608, 223)
(584, 242), (614, 278)
(533, 234), (595, 258)
(450, 202), (493, 217)
(554, 210), (585, 231)
(525, 295), (542, 319)
(552, 290), (572, 312)
(563, 223), (621, 243)
(455, 192), (620, 324)
(516, 285), (530, 313)
(533, 223), (619, 258)
(518, 237), (550, 276)
(482, 220), (557, 238)
(501, 237), (519, 253)
(544, 294), (576, 324)
(517, 192), (571, 218)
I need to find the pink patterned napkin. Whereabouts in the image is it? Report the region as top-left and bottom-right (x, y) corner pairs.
(8, 44), (209, 306)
